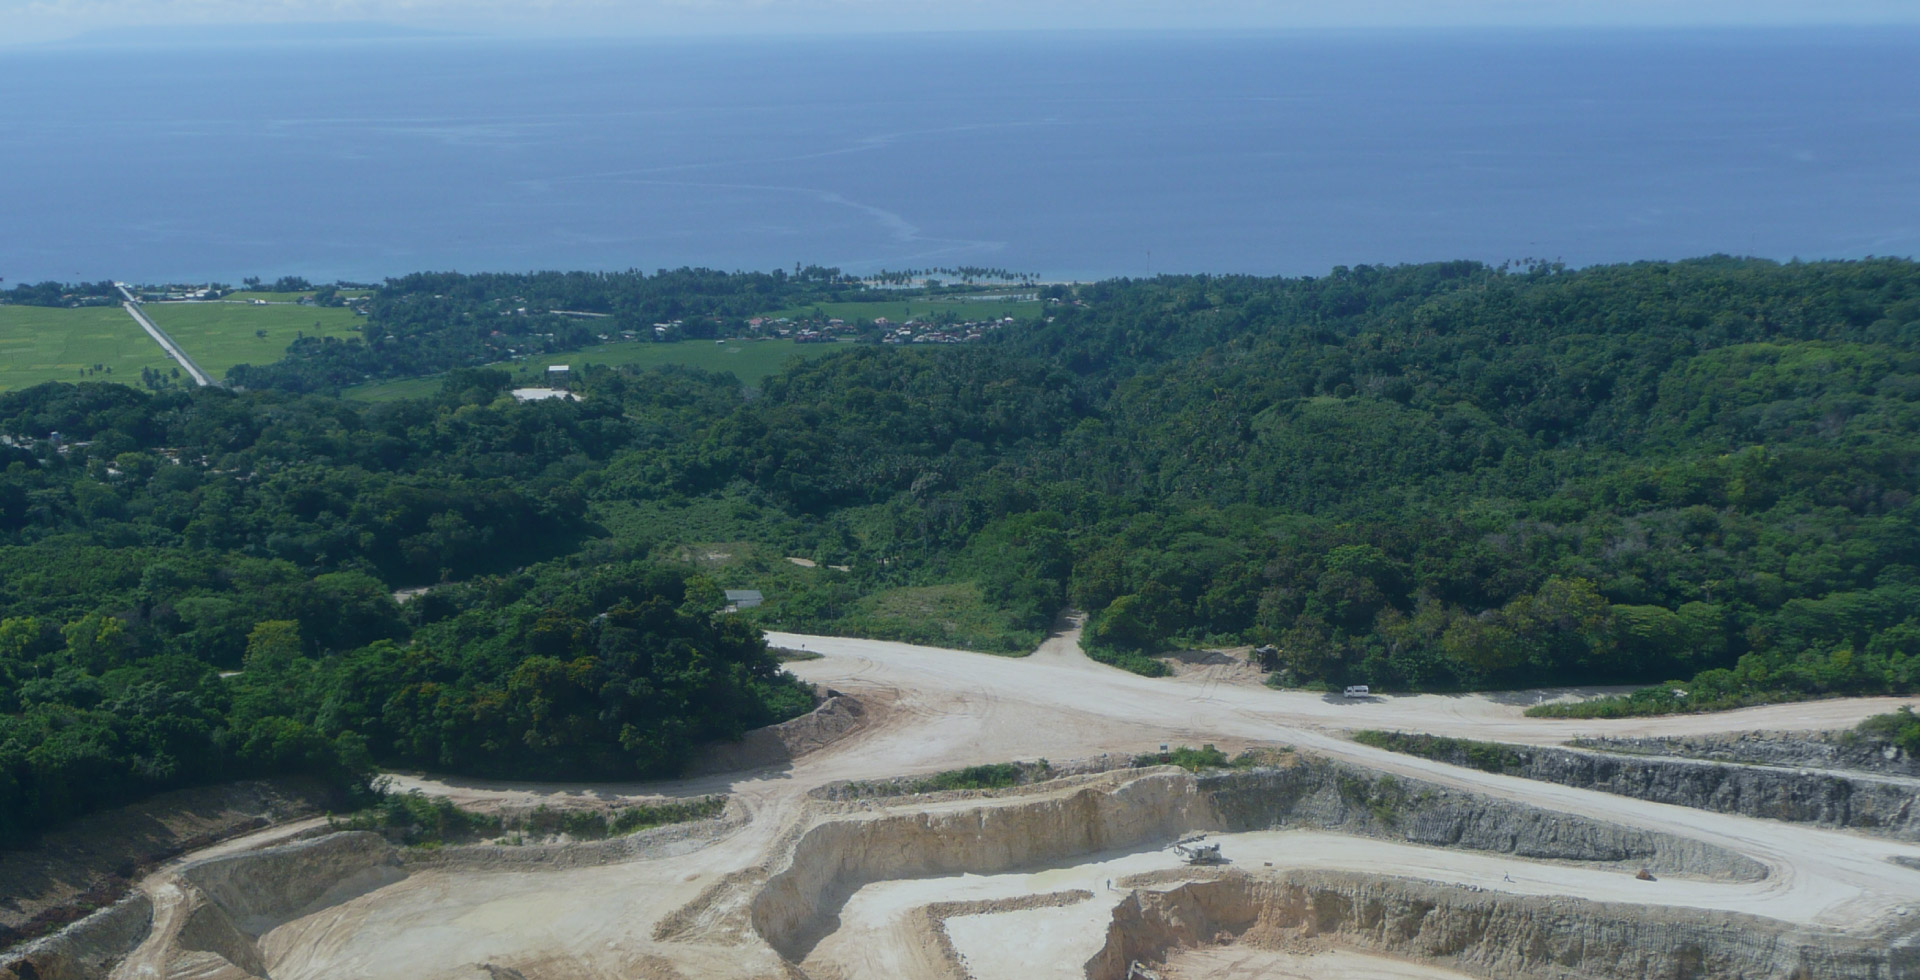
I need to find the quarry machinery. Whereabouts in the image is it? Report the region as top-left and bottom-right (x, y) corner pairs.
(1169, 835), (1226, 865)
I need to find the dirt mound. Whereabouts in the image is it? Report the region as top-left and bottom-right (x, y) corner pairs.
(178, 832), (404, 938)
(687, 694), (868, 775)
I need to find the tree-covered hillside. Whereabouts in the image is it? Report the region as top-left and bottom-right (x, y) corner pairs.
(0, 375), (812, 847)
(5, 255), (1920, 844)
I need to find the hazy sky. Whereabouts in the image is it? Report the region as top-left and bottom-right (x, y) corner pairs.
(5, 0), (1918, 45)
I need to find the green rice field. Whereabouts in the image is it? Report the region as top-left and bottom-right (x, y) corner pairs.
(0, 305), (173, 391)
(344, 339), (850, 403)
(141, 302), (363, 378)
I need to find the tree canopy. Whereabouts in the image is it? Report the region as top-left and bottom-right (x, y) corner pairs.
(7, 254), (1920, 842)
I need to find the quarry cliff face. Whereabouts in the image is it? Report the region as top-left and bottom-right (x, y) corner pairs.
(743, 762), (1770, 967)
(750, 771), (1211, 960)
(3, 756), (1909, 980)
(1383, 740), (1920, 840)
(1198, 763), (1764, 878)
(1088, 871), (1920, 980)
(1572, 731), (1920, 780)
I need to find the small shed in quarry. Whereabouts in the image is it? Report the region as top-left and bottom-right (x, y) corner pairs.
(724, 589), (764, 613)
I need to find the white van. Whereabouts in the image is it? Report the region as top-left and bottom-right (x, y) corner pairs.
(1343, 685), (1371, 699)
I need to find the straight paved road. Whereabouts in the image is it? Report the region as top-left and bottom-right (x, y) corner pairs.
(115, 283), (214, 387)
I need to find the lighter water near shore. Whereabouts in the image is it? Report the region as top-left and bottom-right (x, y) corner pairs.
(2, 28), (1917, 284)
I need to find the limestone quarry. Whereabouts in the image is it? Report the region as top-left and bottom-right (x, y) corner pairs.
(6, 623), (1919, 980)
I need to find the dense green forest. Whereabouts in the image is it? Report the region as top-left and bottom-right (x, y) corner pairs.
(0, 377), (812, 846)
(5, 255), (1920, 845)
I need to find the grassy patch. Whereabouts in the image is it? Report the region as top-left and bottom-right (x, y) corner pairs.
(1082, 642), (1173, 677)
(329, 790), (496, 846)
(588, 503), (1041, 655)
(1856, 706), (1920, 755)
(833, 760), (1052, 798)
(1522, 684), (1809, 719)
(343, 340), (846, 403)
(520, 797), (727, 839)
(607, 797), (727, 835)
(331, 791), (725, 846)
(916, 763), (1029, 791)
(826, 582), (1042, 654)
(0, 305), (173, 391)
(1133, 744), (1241, 771)
(1352, 730), (1529, 774)
(141, 302), (362, 378)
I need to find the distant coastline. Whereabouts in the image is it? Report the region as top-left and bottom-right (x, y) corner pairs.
(3, 29), (1917, 284)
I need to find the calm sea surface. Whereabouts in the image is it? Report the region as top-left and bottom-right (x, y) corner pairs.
(2, 29), (1917, 284)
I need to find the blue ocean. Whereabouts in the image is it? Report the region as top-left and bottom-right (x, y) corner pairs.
(2, 29), (1917, 284)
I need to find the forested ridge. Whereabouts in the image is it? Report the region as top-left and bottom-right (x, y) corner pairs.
(4, 255), (1919, 845)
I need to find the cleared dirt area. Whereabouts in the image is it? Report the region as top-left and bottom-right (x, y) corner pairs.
(11, 622), (1918, 980)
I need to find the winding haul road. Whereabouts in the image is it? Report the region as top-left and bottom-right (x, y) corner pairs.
(111, 623), (1920, 980)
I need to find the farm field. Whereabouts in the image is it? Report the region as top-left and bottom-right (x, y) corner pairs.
(345, 339), (849, 402)
(761, 295), (1040, 324)
(0, 305), (174, 391)
(141, 302), (363, 379)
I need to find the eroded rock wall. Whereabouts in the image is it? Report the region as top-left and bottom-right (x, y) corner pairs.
(1573, 731), (1920, 779)
(1201, 762), (1765, 878)
(688, 694), (867, 776)
(408, 800), (747, 872)
(1389, 741), (1920, 840)
(1088, 871), (1919, 980)
(751, 771), (1211, 959)
(0, 895), (151, 980)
